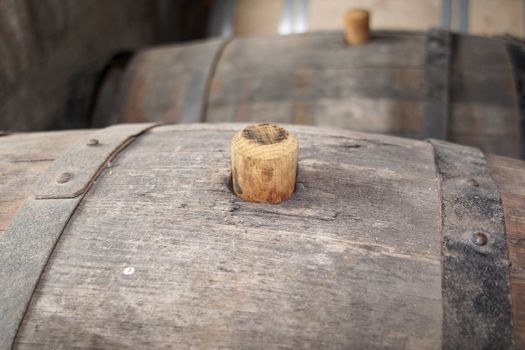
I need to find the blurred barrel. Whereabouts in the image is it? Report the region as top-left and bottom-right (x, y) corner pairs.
(114, 30), (525, 158)
(114, 39), (225, 125)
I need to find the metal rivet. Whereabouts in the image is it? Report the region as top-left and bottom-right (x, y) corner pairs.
(471, 232), (488, 246)
(86, 139), (99, 146)
(56, 172), (71, 184)
(122, 266), (135, 275)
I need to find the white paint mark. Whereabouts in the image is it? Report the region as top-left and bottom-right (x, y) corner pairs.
(122, 266), (135, 276)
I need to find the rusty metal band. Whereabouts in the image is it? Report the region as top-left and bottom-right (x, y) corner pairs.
(0, 123), (157, 350)
(423, 29), (452, 140)
(503, 36), (525, 159)
(429, 139), (514, 349)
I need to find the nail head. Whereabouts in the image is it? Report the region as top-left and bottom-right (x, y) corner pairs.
(87, 139), (99, 146)
(471, 232), (488, 246)
(56, 172), (71, 184)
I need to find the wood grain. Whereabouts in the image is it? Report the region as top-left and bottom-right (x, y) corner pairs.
(449, 35), (521, 158)
(206, 31), (426, 139)
(15, 124), (442, 349)
(487, 154), (525, 349)
(0, 130), (92, 233)
(231, 124), (298, 204)
(106, 30), (523, 158)
(117, 39), (226, 125)
(205, 31), (522, 158)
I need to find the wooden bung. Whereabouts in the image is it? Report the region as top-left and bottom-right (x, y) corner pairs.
(344, 9), (370, 45)
(231, 124), (298, 204)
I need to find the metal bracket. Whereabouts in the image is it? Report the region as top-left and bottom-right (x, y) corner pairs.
(35, 123), (157, 199)
(429, 139), (514, 349)
(0, 123), (157, 350)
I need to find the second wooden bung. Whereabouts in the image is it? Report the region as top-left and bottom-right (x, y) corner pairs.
(344, 9), (370, 45)
(231, 124), (298, 204)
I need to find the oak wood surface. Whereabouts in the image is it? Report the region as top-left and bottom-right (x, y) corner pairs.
(117, 39), (225, 125)
(206, 32), (426, 140)
(2, 125), (521, 348)
(15, 124), (442, 349)
(487, 155), (525, 349)
(449, 36), (521, 158)
(107, 30), (523, 158)
(205, 32), (522, 158)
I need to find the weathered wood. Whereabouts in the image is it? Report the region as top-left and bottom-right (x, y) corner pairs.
(110, 30), (524, 158)
(0, 124), (523, 348)
(117, 39), (227, 125)
(14, 124), (443, 349)
(452, 134), (521, 158)
(487, 155), (525, 349)
(0, 130), (92, 233)
(0, 125), (155, 350)
(206, 31), (426, 140)
(207, 31), (522, 158)
(231, 124), (298, 204)
(448, 35), (521, 158)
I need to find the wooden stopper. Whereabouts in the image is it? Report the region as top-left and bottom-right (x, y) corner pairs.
(231, 124), (298, 204)
(344, 9), (370, 45)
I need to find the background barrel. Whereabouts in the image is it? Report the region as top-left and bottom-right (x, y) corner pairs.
(0, 0), (212, 132)
(0, 124), (524, 348)
(113, 30), (525, 159)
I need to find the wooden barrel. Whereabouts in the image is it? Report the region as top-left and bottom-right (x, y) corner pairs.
(114, 30), (525, 159)
(1, 123), (524, 349)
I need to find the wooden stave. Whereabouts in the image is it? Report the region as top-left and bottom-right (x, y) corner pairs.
(487, 154), (525, 348)
(206, 31), (426, 141)
(0, 124), (522, 348)
(115, 30), (524, 159)
(116, 39), (226, 125)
